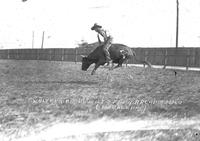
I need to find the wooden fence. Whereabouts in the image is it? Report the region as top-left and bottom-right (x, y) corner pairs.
(0, 47), (200, 69)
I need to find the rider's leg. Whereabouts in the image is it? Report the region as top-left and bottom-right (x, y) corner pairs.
(103, 42), (112, 69)
(104, 37), (112, 61)
(103, 48), (112, 64)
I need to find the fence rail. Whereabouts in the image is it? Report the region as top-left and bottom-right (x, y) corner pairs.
(0, 47), (200, 69)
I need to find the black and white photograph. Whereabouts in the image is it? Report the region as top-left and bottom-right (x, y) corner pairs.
(0, 0), (200, 140)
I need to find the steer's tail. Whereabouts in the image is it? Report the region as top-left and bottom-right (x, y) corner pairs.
(131, 50), (152, 68)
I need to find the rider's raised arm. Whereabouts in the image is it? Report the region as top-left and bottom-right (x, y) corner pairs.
(97, 34), (102, 44)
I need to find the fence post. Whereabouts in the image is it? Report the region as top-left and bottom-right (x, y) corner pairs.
(7, 50), (10, 59)
(37, 49), (39, 60)
(186, 49), (190, 71)
(62, 49), (64, 61)
(144, 50), (148, 68)
(49, 49), (51, 61)
(63, 49), (65, 61)
(75, 48), (77, 64)
(17, 49), (19, 60)
(163, 49), (168, 69)
(153, 48), (156, 65)
(174, 48), (178, 66)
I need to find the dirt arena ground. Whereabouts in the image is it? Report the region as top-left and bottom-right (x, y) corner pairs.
(0, 60), (200, 141)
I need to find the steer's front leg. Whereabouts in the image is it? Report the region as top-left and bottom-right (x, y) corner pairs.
(91, 63), (101, 75)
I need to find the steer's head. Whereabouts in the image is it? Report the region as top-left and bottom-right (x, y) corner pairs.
(81, 55), (92, 71)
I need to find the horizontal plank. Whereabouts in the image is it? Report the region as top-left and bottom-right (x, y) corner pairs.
(0, 48), (199, 68)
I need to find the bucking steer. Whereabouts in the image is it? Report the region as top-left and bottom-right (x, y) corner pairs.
(81, 43), (151, 75)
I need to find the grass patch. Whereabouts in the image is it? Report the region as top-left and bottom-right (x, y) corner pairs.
(0, 60), (200, 139)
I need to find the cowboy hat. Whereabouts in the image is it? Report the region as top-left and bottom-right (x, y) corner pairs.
(91, 23), (102, 30)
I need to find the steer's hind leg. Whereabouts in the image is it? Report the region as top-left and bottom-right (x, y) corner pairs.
(113, 61), (123, 69)
(113, 58), (123, 69)
(113, 64), (121, 69)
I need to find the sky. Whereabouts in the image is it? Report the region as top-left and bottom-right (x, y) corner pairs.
(0, 0), (200, 49)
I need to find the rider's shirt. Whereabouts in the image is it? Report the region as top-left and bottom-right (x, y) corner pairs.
(96, 28), (110, 42)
